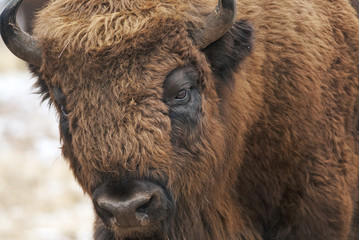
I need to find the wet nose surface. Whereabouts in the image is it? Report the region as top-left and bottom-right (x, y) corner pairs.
(93, 180), (172, 230)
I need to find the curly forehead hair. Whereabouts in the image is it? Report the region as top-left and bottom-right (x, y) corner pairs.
(34, 0), (213, 53)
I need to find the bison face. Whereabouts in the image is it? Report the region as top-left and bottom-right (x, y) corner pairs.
(46, 50), (231, 239)
(50, 51), (229, 239)
(1, 0), (253, 239)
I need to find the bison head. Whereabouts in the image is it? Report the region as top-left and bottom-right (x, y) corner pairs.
(1, 0), (255, 239)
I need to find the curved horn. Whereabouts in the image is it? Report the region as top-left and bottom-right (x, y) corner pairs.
(192, 0), (237, 49)
(0, 0), (42, 66)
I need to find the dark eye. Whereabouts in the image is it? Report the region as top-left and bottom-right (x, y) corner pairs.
(175, 89), (189, 100)
(61, 106), (69, 117)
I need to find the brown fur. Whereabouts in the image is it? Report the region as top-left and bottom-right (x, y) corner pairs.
(28, 0), (359, 239)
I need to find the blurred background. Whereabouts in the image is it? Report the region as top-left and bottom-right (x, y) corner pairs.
(0, 0), (94, 239)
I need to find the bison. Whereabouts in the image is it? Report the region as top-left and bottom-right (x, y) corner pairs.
(1, 0), (359, 239)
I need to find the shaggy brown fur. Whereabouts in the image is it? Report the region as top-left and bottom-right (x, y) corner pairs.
(28, 0), (359, 239)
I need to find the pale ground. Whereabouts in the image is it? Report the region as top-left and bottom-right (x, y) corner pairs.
(0, 39), (94, 239)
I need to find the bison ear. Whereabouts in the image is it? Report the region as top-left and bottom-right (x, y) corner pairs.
(203, 20), (253, 90)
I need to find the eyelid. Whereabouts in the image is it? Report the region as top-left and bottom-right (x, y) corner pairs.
(164, 66), (197, 91)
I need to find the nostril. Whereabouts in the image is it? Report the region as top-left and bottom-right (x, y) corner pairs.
(136, 196), (153, 214)
(94, 198), (116, 223)
(135, 196), (154, 226)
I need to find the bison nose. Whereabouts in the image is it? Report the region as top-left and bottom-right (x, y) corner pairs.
(92, 181), (173, 230)
(96, 191), (155, 227)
